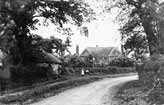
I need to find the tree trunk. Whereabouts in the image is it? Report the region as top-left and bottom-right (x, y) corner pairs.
(142, 20), (159, 55)
(158, 20), (164, 54)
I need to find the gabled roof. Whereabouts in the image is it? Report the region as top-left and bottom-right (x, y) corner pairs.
(80, 47), (121, 57)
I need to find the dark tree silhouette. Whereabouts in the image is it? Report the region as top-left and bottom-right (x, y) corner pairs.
(111, 0), (160, 56)
(0, 0), (92, 79)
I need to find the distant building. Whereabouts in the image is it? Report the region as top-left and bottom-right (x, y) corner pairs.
(80, 47), (122, 65)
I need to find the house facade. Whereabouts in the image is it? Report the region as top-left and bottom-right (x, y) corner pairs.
(80, 47), (122, 65)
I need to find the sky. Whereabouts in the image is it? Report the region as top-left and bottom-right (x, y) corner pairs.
(159, 0), (164, 3)
(31, 0), (121, 54)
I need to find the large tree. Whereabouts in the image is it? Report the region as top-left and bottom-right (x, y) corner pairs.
(0, 0), (91, 79)
(110, 0), (161, 56)
(123, 33), (149, 60)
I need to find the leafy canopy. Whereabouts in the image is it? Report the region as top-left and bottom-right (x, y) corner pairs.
(109, 0), (162, 58)
(0, 0), (91, 64)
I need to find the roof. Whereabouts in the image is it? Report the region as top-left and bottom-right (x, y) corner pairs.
(80, 47), (121, 57)
(35, 50), (62, 64)
(42, 52), (62, 64)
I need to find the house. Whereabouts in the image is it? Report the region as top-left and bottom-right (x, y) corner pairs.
(80, 47), (122, 65)
(36, 51), (62, 75)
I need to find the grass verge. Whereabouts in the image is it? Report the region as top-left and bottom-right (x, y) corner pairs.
(0, 76), (101, 105)
(112, 80), (150, 105)
(0, 73), (136, 105)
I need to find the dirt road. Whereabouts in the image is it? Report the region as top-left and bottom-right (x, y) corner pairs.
(32, 75), (138, 105)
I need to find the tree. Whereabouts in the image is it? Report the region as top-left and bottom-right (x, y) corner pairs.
(109, 57), (134, 67)
(111, 0), (160, 56)
(0, 0), (91, 79)
(123, 32), (149, 60)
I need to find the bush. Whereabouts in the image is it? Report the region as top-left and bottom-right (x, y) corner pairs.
(64, 55), (87, 68)
(109, 57), (135, 67)
(74, 67), (135, 75)
(10, 64), (54, 87)
(137, 54), (164, 84)
(136, 54), (164, 104)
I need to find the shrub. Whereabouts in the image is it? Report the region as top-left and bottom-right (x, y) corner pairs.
(10, 64), (53, 87)
(64, 55), (87, 68)
(109, 57), (135, 67)
(136, 54), (164, 104)
(74, 66), (135, 75)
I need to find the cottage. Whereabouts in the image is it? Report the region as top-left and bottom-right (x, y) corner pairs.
(38, 51), (62, 75)
(80, 47), (121, 65)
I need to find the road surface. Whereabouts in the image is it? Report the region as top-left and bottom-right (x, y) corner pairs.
(32, 75), (138, 105)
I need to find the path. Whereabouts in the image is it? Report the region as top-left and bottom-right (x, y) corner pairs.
(32, 75), (138, 105)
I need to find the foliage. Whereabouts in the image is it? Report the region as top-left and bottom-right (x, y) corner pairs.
(109, 57), (135, 67)
(0, 0), (94, 89)
(10, 64), (52, 85)
(136, 54), (164, 104)
(0, 0), (90, 64)
(113, 80), (148, 105)
(84, 54), (94, 67)
(64, 55), (88, 69)
(124, 34), (149, 60)
(64, 54), (93, 68)
(74, 67), (135, 76)
(68, 55), (85, 67)
(110, 0), (160, 56)
(109, 1), (164, 104)
(29, 35), (71, 57)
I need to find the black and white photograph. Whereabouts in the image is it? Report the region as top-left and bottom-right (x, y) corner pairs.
(0, 0), (164, 105)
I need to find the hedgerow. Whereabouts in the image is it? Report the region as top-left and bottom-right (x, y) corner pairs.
(136, 54), (164, 104)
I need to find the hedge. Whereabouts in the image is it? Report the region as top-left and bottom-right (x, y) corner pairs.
(74, 66), (136, 75)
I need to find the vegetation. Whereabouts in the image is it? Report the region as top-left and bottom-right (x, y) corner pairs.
(64, 54), (85, 68)
(0, 76), (101, 104)
(64, 54), (94, 68)
(0, 0), (94, 89)
(108, 1), (164, 104)
(113, 80), (148, 105)
(0, 74), (135, 105)
(1, 0), (164, 104)
(109, 57), (135, 67)
(123, 35), (149, 60)
(108, 0), (162, 57)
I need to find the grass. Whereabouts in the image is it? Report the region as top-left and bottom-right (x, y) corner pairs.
(113, 77), (164, 105)
(0, 73), (136, 105)
(112, 80), (149, 105)
(0, 76), (101, 105)
(1, 76), (68, 95)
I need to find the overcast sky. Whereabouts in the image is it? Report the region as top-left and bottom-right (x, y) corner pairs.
(31, 0), (121, 54)
(159, 0), (164, 3)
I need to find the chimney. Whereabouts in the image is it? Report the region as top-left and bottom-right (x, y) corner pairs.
(76, 45), (79, 56)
